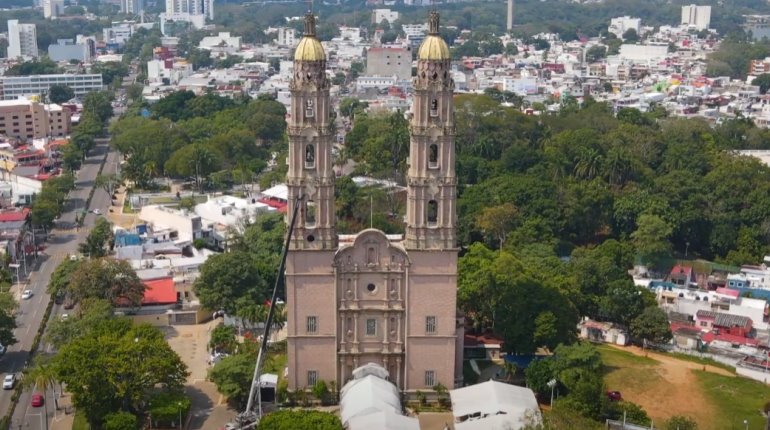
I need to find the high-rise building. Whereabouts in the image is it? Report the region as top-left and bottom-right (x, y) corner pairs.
(506, 0), (514, 32)
(43, 0), (64, 19)
(285, 10), (462, 394)
(681, 4), (711, 31)
(120, 0), (145, 16)
(608, 16), (641, 39)
(7, 20), (38, 60)
(165, 0), (213, 20)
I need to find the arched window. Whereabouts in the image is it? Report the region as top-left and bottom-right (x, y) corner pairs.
(427, 200), (438, 225)
(428, 144), (438, 168)
(305, 200), (316, 227)
(430, 98), (439, 117)
(305, 144), (315, 168)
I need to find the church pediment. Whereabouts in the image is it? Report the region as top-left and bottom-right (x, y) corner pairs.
(334, 229), (409, 269)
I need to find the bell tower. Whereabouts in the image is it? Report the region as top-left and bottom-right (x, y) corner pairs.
(286, 11), (337, 250)
(405, 10), (456, 250)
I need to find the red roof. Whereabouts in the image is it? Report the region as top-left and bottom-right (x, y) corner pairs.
(258, 198), (288, 213)
(0, 208), (29, 222)
(702, 331), (759, 346)
(142, 277), (177, 305)
(716, 287), (740, 298)
(464, 332), (503, 348)
(670, 264), (693, 279)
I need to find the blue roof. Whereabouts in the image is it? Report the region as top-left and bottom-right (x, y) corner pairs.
(115, 233), (142, 247)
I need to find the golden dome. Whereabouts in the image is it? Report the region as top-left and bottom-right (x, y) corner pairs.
(294, 36), (326, 62)
(417, 35), (450, 61)
(417, 10), (451, 61)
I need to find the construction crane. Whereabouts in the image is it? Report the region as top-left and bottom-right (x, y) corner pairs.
(228, 195), (302, 430)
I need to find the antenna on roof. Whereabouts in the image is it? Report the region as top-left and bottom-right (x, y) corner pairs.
(306, 0), (313, 13)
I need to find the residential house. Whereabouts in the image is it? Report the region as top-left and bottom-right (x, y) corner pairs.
(695, 310), (753, 337)
(578, 318), (629, 346)
(464, 332), (503, 361)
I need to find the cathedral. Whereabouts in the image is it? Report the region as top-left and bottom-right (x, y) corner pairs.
(284, 9), (463, 393)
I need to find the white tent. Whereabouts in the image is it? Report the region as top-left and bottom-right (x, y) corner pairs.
(352, 362), (390, 380)
(339, 375), (402, 426)
(450, 380), (541, 430)
(347, 410), (420, 430)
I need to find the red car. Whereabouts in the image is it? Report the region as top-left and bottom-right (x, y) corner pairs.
(30, 393), (44, 407)
(607, 390), (622, 401)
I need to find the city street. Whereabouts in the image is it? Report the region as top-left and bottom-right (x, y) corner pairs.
(0, 136), (120, 430)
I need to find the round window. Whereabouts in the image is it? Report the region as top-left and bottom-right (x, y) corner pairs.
(366, 283), (376, 293)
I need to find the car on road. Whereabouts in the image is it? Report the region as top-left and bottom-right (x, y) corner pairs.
(31, 393), (44, 407)
(0, 344), (5, 356)
(607, 390), (622, 401)
(3, 374), (15, 390)
(92, 209), (101, 215)
(61, 314), (69, 320)
(21, 290), (32, 300)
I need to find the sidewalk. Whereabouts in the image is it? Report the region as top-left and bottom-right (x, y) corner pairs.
(50, 393), (74, 430)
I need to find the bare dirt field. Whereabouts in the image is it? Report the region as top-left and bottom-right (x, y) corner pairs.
(602, 345), (735, 430)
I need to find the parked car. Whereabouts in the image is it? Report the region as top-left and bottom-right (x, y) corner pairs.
(3, 374), (14, 390)
(0, 344), (5, 356)
(607, 391), (622, 401)
(31, 393), (44, 407)
(21, 290), (32, 300)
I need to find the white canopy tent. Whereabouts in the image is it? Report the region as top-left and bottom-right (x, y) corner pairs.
(346, 410), (420, 430)
(450, 380), (541, 430)
(339, 375), (402, 426)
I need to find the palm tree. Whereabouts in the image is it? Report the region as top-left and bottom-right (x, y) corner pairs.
(573, 147), (603, 179)
(23, 362), (58, 430)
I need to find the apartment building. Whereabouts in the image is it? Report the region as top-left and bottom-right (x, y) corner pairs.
(0, 100), (71, 140)
(7, 20), (38, 59)
(0, 74), (103, 100)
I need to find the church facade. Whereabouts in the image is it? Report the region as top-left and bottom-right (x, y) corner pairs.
(284, 10), (463, 393)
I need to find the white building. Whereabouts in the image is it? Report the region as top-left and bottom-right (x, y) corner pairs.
(274, 27), (296, 47)
(402, 23), (428, 38)
(356, 75), (398, 90)
(657, 286), (769, 331)
(43, 0), (64, 19)
(103, 22), (136, 45)
(608, 16), (641, 39)
(165, 0), (213, 20)
(48, 39), (94, 62)
(681, 4), (711, 30)
(139, 205), (203, 243)
(146, 59), (193, 84)
(7, 20), (38, 60)
(198, 32), (241, 55)
(159, 13), (206, 34)
(120, 0), (144, 15)
(618, 44), (669, 62)
(0, 74), (103, 100)
(372, 9), (399, 26)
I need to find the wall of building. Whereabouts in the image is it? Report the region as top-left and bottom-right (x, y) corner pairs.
(365, 47), (412, 81)
(0, 74), (103, 100)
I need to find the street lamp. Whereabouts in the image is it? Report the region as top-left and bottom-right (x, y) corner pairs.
(744, 419), (749, 430)
(177, 402), (183, 429)
(546, 378), (557, 405)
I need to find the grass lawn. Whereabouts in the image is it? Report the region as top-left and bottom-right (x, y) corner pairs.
(696, 371), (770, 430)
(668, 351), (736, 374)
(597, 344), (659, 367)
(599, 344), (663, 395)
(72, 410), (88, 430)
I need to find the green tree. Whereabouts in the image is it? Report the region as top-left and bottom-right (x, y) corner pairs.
(622, 28), (639, 43)
(665, 415), (698, 430)
(52, 322), (188, 426)
(0, 291), (18, 347)
(631, 214), (673, 267)
(47, 258), (80, 296)
(208, 351), (256, 408)
(68, 258), (145, 307)
(79, 217), (114, 258)
(96, 173), (121, 201)
(48, 84), (75, 103)
(476, 203), (518, 249)
(630, 306), (672, 345)
(103, 411), (138, 430)
(257, 410), (342, 430)
(193, 251), (270, 315)
(164, 143), (221, 191)
(61, 143), (83, 172)
(209, 324), (237, 354)
(585, 45), (607, 63)
(753, 74), (770, 94)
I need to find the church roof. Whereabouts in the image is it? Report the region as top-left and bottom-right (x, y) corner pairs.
(417, 11), (450, 61)
(294, 11), (326, 62)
